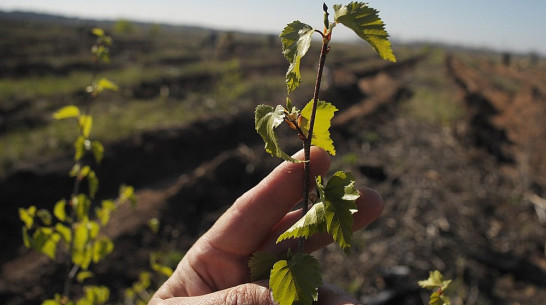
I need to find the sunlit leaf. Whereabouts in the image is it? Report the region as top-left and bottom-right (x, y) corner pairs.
(79, 115), (93, 138)
(93, 237), (114, 263)
(22, 227), (31, 248)
(96, 200), (116, 226)
(270, 253), (321, 305)
(119, 185), (137, 206)
(53, 105), (80, 120)
(74, 222), (89, 251)
(300, 100), (337, 155)
(88, 170), (99, 199)
(74, 194), (91, 221)
(80, 285), (109, 305)
(55, 223), (71, 243)
(36, 209), (53, 226)
(323, 171), (359, 253)
(53, 200), (67, 222)
(280, 21), (315, 93)
(77, 271), (94, 283)
(91, 27), (105, 37)
(418, 270), (452, 291)
(429, 291), (451, 305)
(95, 78), (118, 94)
(255, 104), (298, 162)
(333, 2), (396, 62)
(74, 136), (86, 161)
(73, 246), (92, 270)
(33, 227), (60, 260)
(248, 251), (279, 282)
(91, 140), (104, 164)
(19, 206), (36, 229)
(277, 201), (326, 243)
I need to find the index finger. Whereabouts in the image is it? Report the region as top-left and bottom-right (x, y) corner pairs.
(205, 147), (331, 255)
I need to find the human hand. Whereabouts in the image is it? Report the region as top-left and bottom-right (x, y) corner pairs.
(149, 147), (384, 305)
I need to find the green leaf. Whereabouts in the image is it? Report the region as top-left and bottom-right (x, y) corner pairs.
(79, 115), (93, 138)
(93, 237), (114, 263)
(429, 291), (451, 305)
(55, 223), (72, 243)
(418, 270), (452, 291)
(119, 185), (137, 206)
(42, 299), (61, 305)
(36, 209), (53, 226)
(150, 252), (174, 277)
(148, 217), (160, 234)
(91, 27), (105, 37)
(19, 206), (36, 229)
(277, 202), (326, 243)
(248, 251), (279, 282)
(333, 2), (396, 62)
(80, 285), (110, 305)
(270, 253), (322, 305)
(53, 200), (67, 222)
(77, 271), (94, 283)
(73, 246), (93, 270)
(255, 104), (298, 162)
(53, 105), (80, 120)
(280, 21), (315, 93)
(87, 170), (99, 199)
(323, 171), (359, 253)
(74, 136), (86, 161)
(74, 222), (89, 251)
(95, 78), (118, 94)
(74, 194), (91, 221)
(300, 100), (337, 155)
(91, 141), (104, 164)
(33, 227), (60, 260)
(96, 200), (116, 226)
(22, 227), (31, 247)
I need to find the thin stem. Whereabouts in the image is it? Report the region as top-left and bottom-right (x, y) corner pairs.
(297, 38), (330, 253)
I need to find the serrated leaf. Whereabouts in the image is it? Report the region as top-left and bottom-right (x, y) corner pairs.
(255, 104), (298, 162)
(53, 105), (80, 120)
(53, 200), (66, 222)
(19, 206), (36, 229)
(323, 171), (359, 253)
(249, 251), (279, 282)
(418, 270), (452, 291)
(334, 2), (396, 62)
(300, 100), (337, 155)
(91, 140), (104, 164)
(277, 202), (326, 243)
(280, 21), (314, 93)
(270, 253), (321, 305)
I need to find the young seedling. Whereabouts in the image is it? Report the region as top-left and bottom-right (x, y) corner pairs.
(251, 2), (395, 305)
(18, 28), (136, 305)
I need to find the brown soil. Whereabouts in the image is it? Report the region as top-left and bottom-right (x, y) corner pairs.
(1, 51), (545, 305)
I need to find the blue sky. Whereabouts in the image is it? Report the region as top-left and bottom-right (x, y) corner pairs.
(1, 0), (545, 55)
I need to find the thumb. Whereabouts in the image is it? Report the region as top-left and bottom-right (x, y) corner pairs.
(153, 282), (277, 305)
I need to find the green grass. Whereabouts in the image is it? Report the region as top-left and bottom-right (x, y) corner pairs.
(402, 48), (464, 126)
